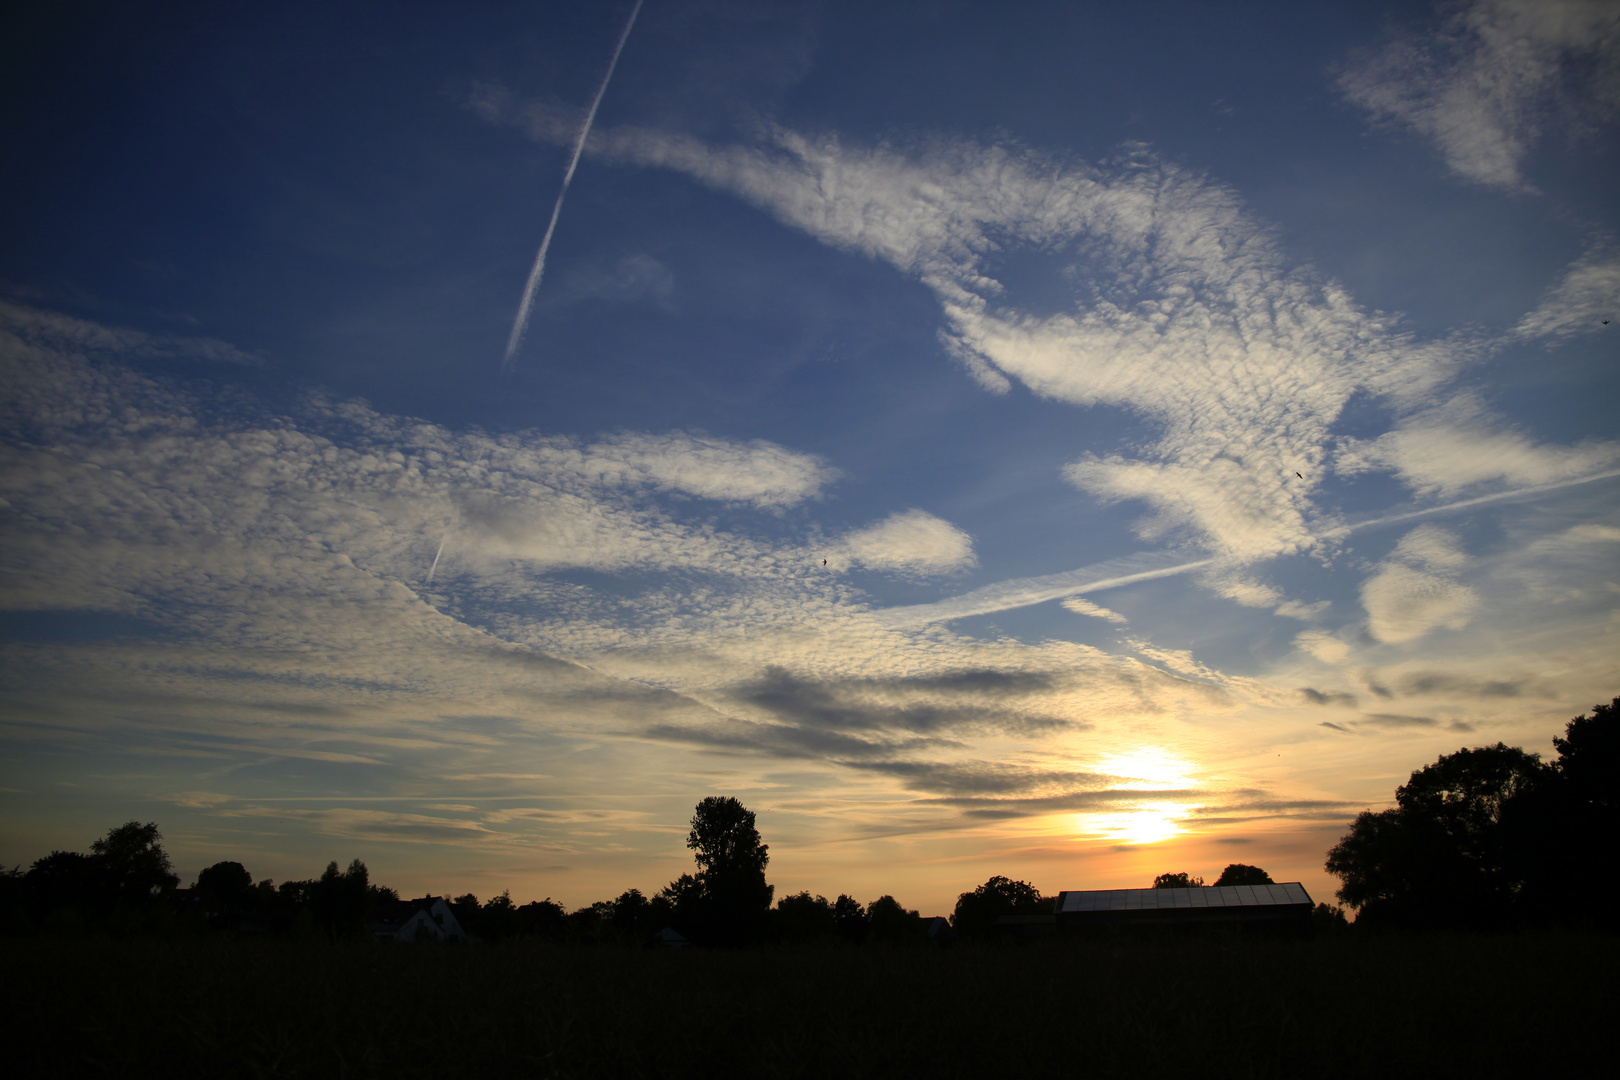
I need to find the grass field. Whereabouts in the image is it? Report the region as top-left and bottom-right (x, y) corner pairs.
(2, 931), (1608, 1078)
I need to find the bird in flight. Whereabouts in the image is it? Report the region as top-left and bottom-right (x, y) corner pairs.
(1295, 472), (1304, 479)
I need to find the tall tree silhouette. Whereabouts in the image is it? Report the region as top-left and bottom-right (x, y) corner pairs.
(1326, 742), (1549, 928)
(685, 796), (773, 944)
(91, 821), (178, 907)
(195, 861), (254, 928)
(1506, 697), (1619, 921)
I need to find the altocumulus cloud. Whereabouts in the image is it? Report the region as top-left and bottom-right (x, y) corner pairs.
(478, 98), (1614, 596)
(837, 509), (977, 576)
(1361, 526), (1479, 644)
(1338, 0), (1620, 192)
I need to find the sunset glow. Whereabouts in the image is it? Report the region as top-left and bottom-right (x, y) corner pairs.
(1080, 803), (1192, 848)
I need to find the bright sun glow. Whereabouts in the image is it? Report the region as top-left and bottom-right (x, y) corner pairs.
(1095, 747), (1199, 791)
(1075, 748), (1204, 845)
(1081, 802), (1188, 846)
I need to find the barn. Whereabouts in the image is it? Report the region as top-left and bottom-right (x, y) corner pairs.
(1054, 883), (1314, 932)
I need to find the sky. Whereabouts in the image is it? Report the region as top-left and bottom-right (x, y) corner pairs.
(2, 0), (1617, 916)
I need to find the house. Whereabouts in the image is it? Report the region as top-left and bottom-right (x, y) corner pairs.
(372, 896), (475, 944)
(1053, 882), (1314, 933)
(647, 926), (691, 949)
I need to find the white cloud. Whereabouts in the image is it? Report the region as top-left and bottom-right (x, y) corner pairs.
(0, 303), (847, 646)
(1337, 392), (1620, 497)
(478, 105), (1539, 568)
(1361, 526), (1480, 643)
(836, 509), (976, 576)
(574, 431), (834, 508)
(1515, 250), (1620, 337)
(1061, 597), (1127, 624)
(1337, 0), (1620, 191)
(0, 299), (262, 367)
(1295, 629), (1351, 664)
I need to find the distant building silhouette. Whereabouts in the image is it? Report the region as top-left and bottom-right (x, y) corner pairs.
(648, 926), (691, 949)
(372, 896), (474, 943)
(1054, 883), (1313, 932)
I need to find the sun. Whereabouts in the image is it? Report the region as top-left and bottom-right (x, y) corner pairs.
(1082, 802), (1187, 846)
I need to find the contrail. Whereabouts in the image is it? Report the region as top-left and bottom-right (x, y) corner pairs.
(426, 534), (448, 584)
(1325, 467), (1620, 538)
(874, 552), (1213, 629)
(874, 468), (1620, 627)
(502, 0), (644, 370)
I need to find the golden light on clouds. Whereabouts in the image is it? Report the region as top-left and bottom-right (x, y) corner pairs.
(1080, 802), (1190, 846)
(1095, 748), (1199, 791)
(1064, 748), (1206, 846)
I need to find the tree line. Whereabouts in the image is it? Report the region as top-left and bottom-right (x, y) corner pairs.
(5, 698), (1612, 942)
(1323, 696), (1616, 931)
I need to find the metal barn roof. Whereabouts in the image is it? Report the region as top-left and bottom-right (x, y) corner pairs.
(1056, 882), (1312, 914)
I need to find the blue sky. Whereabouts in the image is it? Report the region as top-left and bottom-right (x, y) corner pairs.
(2, 0), (1617, 914)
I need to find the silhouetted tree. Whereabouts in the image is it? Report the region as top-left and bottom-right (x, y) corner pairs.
(195, 861), (254, 928)
(1505, 697), (1620, 921)
(1312, 901), (1349, 935)
(17, 822), (178, 930)
(951, 876), (1046, 937)
(833, 894), (867, 943)
(1326, 742), (1549, 929)
(685, 796), (773, 944)
(451, 892), (482, 935)
(310, 859), (375, 939)
(655, 872), (704, 938)
(23, 851), (105, 927)
(774, 891), (835, 942)
(91, 821), (178, 907)
(517, 897), (566, 938)
(1213, 864), (1274, 886)
(609, 888), (652, 941)
(1152, 872), (1203, 889)
(867, 894), (924, 943)
(1555, 697), (1618, 807)
(0, 865), (23, 931)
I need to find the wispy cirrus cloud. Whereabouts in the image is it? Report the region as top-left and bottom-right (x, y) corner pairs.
(0, 300), (264, 368)
(1062, 597), (1128, 624)
(1515, 249), (1620, 337)
(1337, 0), (1620, 192)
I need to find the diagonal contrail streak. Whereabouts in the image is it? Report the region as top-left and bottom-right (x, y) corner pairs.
(426, 534), (448, 584)
(874, 468), (1620, 629)
(502, 0), (644, 371)
(1324, 468), (1620, 538)
(873, 551), (1213, 629)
